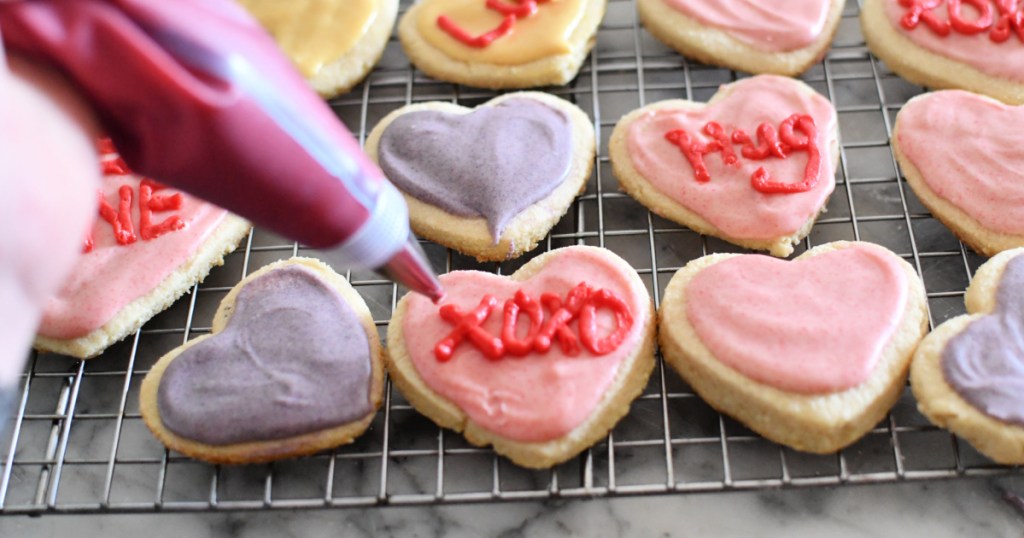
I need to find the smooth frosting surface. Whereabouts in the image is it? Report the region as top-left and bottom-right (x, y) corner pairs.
(883, 0), (1024, 83)
(237, 0), (378, 77)
(685, 244), (908, 394)
(378, 98), (572, 243)
(626, 76), (836, 240)
(158, 265), (373, 445)
(401, 248), (649, 443)
(663, 0), (830, 52)
(897, 91), (1024, 236)
(943, 255), (1024, 425)
(39, 157), (228, 339)
(416, 0), (586, 64)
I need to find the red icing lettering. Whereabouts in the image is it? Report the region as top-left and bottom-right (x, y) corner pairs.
(732, 123), (786, 159)
(751, 114), (821, 195)
(501, 290), (544, 356)
(487, 0), (540, 17)
(900, 0), (952, 35)
(102, 157), (131, 176)
(437, 0), (552, 48)
(899, 0), (1024, 41)
(664, 114), (821, 195)
(98, 137), (132, 175)
(97, 137), (117, 155)
(992, 0), (1024, 41)
(139, 180), (186, 240)
(949, 0), (994, 33)
(664, 122), (738, 183)
(578, 289), (634, 355)
(97, 186), (137, 246)
(435, 296), (504, 361)
(88, 139), (188, 250)
(434, 283), (635, 361)
(437, 13), (516, 47)
(537, 283), (591, 355)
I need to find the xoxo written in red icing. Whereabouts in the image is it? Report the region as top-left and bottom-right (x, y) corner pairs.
(900, 0), (1024, 42)
(84, 139), (186, 252)
(434, 282), (634, 361)
(664, 114), (821, 195)
(437, 0), (552, 47)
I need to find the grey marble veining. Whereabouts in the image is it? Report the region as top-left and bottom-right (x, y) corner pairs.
(3, 477), (1023, 537)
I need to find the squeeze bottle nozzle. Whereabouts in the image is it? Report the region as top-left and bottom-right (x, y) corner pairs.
(0, 0), (445, 301)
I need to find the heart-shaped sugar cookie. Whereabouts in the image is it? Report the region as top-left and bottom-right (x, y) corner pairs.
(386, 245), (655, 468)
(659, 241), (928, 453)
(610, 75), (839, 257)
(366, 92), (595, 261)
(236, 0), (399, 97)
(911, 248), (1024, 464)
(139, 257), (384, 464)
(638, 0), (844, 76)
(397, 0), (607, 88)
(34, 140), (251, 359)
(862, 0), (1024, 104)
(894, 91), (1024, 256)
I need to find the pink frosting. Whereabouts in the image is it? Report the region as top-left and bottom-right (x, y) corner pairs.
(882, 0), (1024, 83)
(625, 76), (836, 241)
(897, 91), (1024, 235)
(401, 248), (649, 443)
(38, 159), (230, 339)
(685, 243), (907, 394)
(662, 0), (831, 52)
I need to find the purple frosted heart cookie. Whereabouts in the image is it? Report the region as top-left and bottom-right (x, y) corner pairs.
(365, 92), (596, 261)
(139, 257), (384, 464)
(911, 248), (1024, 464)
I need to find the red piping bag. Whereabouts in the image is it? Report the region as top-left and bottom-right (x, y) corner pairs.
(0, 0), (444, 301)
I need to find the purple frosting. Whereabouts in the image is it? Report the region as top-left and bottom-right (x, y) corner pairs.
(942, 255), (1024, 426)
(377, 98), (573, 243)
(157, 265), (373, 445)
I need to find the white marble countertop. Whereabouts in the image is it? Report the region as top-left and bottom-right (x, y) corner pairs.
(4, 476), (1022, 537)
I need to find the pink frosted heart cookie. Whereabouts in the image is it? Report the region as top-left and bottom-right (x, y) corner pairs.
(911, 248), (1024, 464)
(34, 139), (251, 359)
(894, 91), (1024, 256)
(862, 0), (1024, 104)
(658, 241), (928, 453)
(139, 257), (384, 464)
(637, 0), (844, 76)
(609, 75), (839, 257)
(365, 92), (595, 262)
(385, 245), (656, 468)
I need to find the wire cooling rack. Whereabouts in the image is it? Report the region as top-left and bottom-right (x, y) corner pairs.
(1, 0), (1018, 516)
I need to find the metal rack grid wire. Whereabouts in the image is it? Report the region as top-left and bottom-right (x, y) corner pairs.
(0, 0), (1018, 516)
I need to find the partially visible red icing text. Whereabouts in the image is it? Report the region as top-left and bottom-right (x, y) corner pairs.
(664, 114), (821, 195)
(434, 282), (634, 361)
(437, 0), (552, 48)
(85, 139), (187, 253)
(899, 0), (1024, 42)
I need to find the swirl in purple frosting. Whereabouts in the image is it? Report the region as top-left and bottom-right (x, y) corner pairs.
(943, 255), (1024, 426)
(377, 98), (573, 243)
(157, 265), (373, 445)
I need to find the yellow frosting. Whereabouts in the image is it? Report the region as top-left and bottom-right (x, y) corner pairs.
(416, 0), (586, 65)
(237, 0), (379, 77)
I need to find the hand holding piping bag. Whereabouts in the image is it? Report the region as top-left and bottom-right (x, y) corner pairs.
(0, 1), (443, 418)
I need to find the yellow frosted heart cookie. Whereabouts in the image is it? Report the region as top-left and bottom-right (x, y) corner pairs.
(398, 0), (606, 89)
(237, 0), (399, 97)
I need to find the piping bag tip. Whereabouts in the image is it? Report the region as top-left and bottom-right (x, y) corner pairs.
(376, 237), (445, 304)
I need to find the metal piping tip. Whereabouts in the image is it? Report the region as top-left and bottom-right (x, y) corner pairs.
(376, 236), (445, 303)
